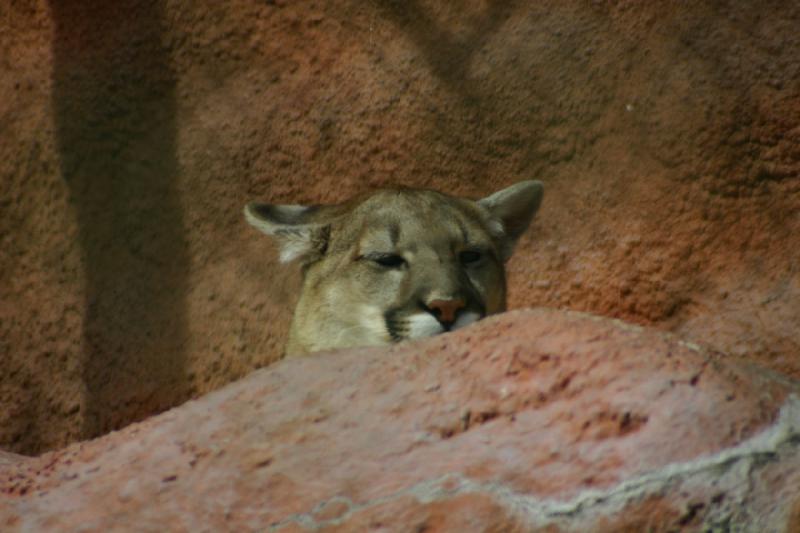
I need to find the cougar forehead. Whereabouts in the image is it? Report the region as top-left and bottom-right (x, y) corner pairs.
(244, 181), (544, 356)
(335, 190), (501, 257)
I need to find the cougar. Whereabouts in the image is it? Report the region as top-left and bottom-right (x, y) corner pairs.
(244, 181), (543, 356)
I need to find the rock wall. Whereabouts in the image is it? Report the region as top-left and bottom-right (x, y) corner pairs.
(2, 0), (799, 454)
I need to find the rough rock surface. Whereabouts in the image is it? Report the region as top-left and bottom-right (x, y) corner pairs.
(2, 0), (800, 455)
(2, 310), (799, 531)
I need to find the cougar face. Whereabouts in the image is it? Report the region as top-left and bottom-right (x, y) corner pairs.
(245, 181), (543, 356)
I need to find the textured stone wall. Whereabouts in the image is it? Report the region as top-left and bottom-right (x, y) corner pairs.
(2, 0), (799, 454)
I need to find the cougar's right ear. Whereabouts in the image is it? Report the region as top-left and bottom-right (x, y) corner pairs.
(244, 203), (330, 263)
(477, 180), (544, 261)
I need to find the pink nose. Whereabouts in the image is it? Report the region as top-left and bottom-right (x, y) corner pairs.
(427, 298), (466, 325)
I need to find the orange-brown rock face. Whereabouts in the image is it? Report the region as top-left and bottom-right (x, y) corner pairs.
(2, 0), (799, 465)
(2, 310), (799, 531)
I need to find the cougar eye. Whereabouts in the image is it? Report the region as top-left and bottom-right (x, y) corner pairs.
(459, 250), (483, 265)
(370, 253), (406, 268)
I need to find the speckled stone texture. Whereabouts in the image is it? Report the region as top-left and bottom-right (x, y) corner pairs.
(2, 0), (799, 460)
(2, 310), (799, 531)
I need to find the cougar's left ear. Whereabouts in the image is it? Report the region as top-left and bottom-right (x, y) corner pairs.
(244, 203), (330, 264)
(478, 180), (544, 261)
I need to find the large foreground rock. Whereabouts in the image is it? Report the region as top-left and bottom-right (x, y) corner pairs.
(2, 309), (799, 531)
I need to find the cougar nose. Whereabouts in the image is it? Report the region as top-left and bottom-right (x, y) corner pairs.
(426, 298), (466, 328)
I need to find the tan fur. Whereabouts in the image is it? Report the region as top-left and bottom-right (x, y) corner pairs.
(245, 181), (543, 356)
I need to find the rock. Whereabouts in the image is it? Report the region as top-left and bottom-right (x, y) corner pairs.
(2, 309), (798, 531)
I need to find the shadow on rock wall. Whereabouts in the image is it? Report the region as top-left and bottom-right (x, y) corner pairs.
(50, 1), (190, 442)
(375, 0), (520, 100)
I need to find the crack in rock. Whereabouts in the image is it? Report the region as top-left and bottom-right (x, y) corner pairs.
(269, 395), (800, 531)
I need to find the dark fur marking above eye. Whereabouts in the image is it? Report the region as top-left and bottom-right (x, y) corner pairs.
(317, 225), (330, 256)
(456, 219), (469, 244)
(388, 223), (400, 246)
